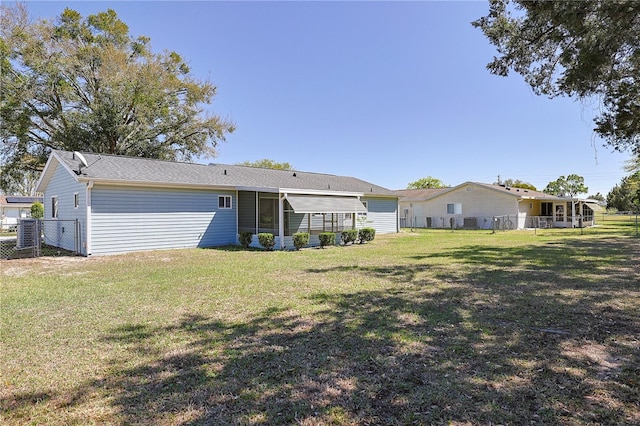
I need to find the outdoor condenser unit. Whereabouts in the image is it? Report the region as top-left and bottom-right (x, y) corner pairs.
(16, 219), (38, 249)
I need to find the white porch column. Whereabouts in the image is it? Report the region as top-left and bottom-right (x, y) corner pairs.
(279, 194), (285, 249)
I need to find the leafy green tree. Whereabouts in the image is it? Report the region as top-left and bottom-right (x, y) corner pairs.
(543, 174), (588, 198)
(473, 1), (640, 154)
(607, 172), (640, 212)
(30, 201), (44, 219)
(494, 178), (536, 191)
(407, 176), (447, 189)
(237, 159), (294, 170)
(587, 193), (605, 202)
(0, 5), (235, 193)
(0, 166), (39, 196)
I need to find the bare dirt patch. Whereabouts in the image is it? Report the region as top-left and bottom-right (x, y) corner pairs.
(1, 256), (90, 277)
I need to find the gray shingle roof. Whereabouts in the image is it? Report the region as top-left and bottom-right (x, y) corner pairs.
(53, 150), (396, 196)
(394, 182), (566, 201)
(393, 188), (449, 201)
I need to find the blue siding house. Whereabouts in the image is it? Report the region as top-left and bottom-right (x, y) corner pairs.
(36, 150), (399, 255)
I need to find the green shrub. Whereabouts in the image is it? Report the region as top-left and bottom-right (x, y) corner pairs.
(239, 232), (253, 249)
(31, 201), (44, 219)
(341, 229), (358, 245)
(292, 232), (310, 250)
(318, 232), (336, 248)
(358, 227), (376, 244)
(257, 233), (276, 250)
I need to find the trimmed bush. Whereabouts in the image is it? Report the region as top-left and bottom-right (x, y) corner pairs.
(31, 201), (44, 219)
(292, 232), (310, 250)
(318, 232), (336, 248)
(257, 233), (276, 250)
(358, 227), (376, 244)
(341, 229), (358, 245)
(239, 232), (253, 249)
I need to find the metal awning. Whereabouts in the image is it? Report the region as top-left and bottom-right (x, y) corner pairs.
(285, 195), (367, 214)
(584, 201), (605, 212)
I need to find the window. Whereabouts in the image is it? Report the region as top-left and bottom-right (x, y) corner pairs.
(51, 196), (58, 218)
(74, 193), (79, 209)
(259, 196), (278, 231)
(218, 195), (232, 209)
(357, 201), (368, 222)
(446, 203), (462, 215)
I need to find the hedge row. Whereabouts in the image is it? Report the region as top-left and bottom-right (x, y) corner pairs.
(240, 228), (376, 250)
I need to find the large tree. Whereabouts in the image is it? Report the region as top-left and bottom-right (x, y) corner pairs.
(407, 176), (447, 189)
(473, 1), (640, 154)
(493, 178), (536, 191)
(0, 5), (235, 193)
(543, 174), (588, 198)
(607, 172), (640, 212)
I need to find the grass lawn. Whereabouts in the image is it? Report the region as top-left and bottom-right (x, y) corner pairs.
(1, 221), (639, 425)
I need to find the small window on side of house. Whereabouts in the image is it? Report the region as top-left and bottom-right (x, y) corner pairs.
(74, 193), (79, 209)
(52, 196), (59, 218)
(357, 201), (368, 220)
(218, 195), (232, 209)
(447, 203), (462, 215)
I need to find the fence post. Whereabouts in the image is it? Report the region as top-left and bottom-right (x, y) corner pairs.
(36, 219), (42, 257)
(75, 219), (79, 253)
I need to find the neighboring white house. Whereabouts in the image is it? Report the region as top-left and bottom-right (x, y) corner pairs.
(0, 195), (43, 231)
(35, 150), (399, 255)
(396, 182), (603, 230)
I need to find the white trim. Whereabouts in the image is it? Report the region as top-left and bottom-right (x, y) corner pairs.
(279, 188), (365, 197)
(218, 195), (232, 209)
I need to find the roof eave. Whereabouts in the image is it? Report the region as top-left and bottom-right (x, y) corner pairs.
(77, 177), (238, 191)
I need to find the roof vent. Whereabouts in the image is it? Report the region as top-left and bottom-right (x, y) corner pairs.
(293, 172), (297, 177)
(224, 169), (227, 175)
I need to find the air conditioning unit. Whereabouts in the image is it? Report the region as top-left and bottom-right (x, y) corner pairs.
(463, 217), (478, 229)
(16, 219), (38, 249)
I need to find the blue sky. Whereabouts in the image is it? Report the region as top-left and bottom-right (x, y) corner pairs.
(23, 1), (631, 196)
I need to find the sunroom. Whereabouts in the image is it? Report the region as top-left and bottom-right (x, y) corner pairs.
(237, 190), (368, 249)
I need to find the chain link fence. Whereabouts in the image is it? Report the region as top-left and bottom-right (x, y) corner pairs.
(492, 215), (515, 232)
(1, 219), (80, 260)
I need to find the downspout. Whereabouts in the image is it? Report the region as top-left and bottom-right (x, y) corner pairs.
(86, 180), (93, 256)
(279, 193), (285, 249)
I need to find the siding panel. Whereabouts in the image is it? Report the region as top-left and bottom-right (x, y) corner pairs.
(363, 197), (398, 234)
(90, 186), (236, 255)
(42, 164), (87, 254)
